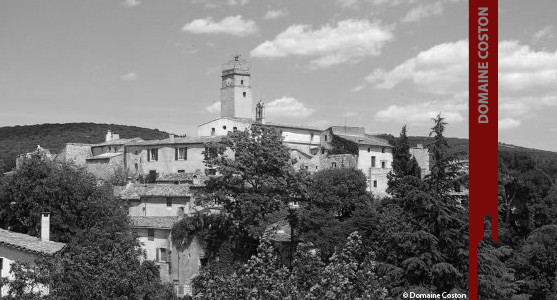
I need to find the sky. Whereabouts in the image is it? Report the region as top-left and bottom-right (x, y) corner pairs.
(1, 0), (557, 151)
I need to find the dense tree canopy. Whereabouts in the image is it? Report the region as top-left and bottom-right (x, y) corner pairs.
(0, 155), (175, 300)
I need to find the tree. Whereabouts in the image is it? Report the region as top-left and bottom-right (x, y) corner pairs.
(0, 153), (110, 242)
(511, 225), (557, 299)
(372, 116), (468, 297)
(192, 232), (391, 300)
(176, 125), (309, 264)
(308, 168), (372, 220)
(387, 125), (423, 199)
(297, 168), (376, 260)
(424, 114), (464, 197)
(0, 154), (176, 300)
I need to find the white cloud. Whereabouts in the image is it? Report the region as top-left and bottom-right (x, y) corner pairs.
(375, 100), (467, 125)
(498, 41), (557, 92)
(368, 39), (557, 129)
(337, 0), (462, 8)
(366, 39), (468, 95)
(123, 0), (140, 7)
(192, 0), (248, 8)
(498, 118), (521, 130)
(182, 15), (258, 37)
(401, 2), (444, 23)
(533, 25), (553, 43)
(206, 102), (220, 114)
(265, 97), (315, 118)
(263, 9), (288, 20)
(120, 72), (138, 81)
(250, 19), (393, 68)
(226, 0), (248, 5)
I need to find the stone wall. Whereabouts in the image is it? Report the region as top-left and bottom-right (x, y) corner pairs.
(57, 143), (92, 166)
(410, 146), (430, 178)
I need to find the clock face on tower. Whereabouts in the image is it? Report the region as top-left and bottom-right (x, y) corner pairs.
(225, 78), (233, 87)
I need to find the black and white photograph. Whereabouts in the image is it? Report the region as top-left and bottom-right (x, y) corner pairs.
(0, 0), (556, 299)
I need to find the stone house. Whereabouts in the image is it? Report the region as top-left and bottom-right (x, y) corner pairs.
(0, 213), (65, 297)
(115, 183), (204, 297)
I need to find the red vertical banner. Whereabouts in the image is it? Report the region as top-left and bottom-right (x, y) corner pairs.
(469, 0), (498, 299)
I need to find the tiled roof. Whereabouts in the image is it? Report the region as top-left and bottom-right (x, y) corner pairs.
(115, 183), (191, 200)
(86, 152), (123, 160)
(265, 121), (323, 132)
(0, 228), (66, 255)
(336, 134), (392, 147)
(196, 117), (253, 127)
(197, 117), (323, 132)
(92, 137), (144, 147)
(156, 172), (207, 185)
(127, 136), (222, 146)
(131, 216), (180, 229)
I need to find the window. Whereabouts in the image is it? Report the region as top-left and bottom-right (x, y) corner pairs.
(373, 181), (377, 188)
(371, 156), (376, 167)
(148, 148), (158, 161)
(175, 147), (188, 160)
(134, 150), (139, 155)
(233, 126), (237, 132)
(0, 257), (3, 270)
(211, 128), (215, 136)
(243, 92), (246, 97)
(381, 147), (386, 153)
(156, 248), (168, 262)
(368, 147), (371, 152)
(134, 163), (138, 172)
(321, 148), (325, 154)
(166, 197), (172, 207)
(381, 161), (386, 169)
(148, 170), (157, 183)
(148, 229), (155, 241)
(324, 135), (328, 142)
(223, 125), (227, 130)
(240, 80), (244, 85)
(331, 162), (337, 168)
(177, 170), (185, 173)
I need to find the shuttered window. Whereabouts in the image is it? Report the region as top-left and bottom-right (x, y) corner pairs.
(175, 147), (187, 160)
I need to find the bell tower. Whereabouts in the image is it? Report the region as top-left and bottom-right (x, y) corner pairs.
(220, 55), (253, 119)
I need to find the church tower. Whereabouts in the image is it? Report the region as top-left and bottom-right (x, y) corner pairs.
(220, 55), (253, 119)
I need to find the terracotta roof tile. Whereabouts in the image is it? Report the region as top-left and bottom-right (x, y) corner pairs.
(131, 216), (180, 229)
(127, 136), (222, 146)
(92, 138), (144, 147)
(0, 228), (66, 255)
(115, 183), (191, 200)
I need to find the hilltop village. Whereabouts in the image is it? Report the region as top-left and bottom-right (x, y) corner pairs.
(3, 57), (430, 297)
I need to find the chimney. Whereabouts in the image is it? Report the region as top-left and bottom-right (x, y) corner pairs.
(41, 212), (50, 242)
(169, 134), (175, 141)
(112, 132), (120, 140)
(105, 130), (112, 142)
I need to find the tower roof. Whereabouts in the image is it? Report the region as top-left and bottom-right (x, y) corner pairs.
(222, 54), (250, 76)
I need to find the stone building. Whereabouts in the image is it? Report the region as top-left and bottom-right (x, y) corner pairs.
(49, 56), (429, 195)
(115, 183), (204, 297)
(0, 213), (65, 297)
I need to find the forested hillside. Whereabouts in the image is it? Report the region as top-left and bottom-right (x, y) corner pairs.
(0, 123), (170, 172)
